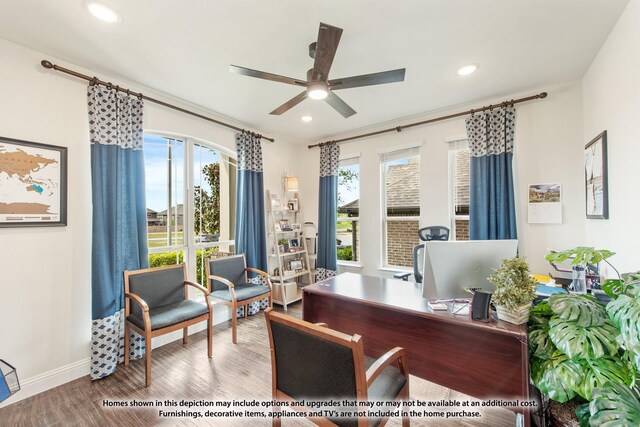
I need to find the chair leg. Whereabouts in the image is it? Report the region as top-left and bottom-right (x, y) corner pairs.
(232, 302), (238, 344)
(124, 323), (130, 367)
(402, 389), (410, 426)
(183, 327), (188, 344)
(207, 313), (213, 358)
(244, 304), (248, 318)
(144, 332), (152, 387)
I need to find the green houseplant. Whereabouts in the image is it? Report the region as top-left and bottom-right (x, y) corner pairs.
(488, 257), (537, 325)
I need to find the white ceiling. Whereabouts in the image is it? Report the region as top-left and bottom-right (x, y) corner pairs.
(0, 0), (629, 143)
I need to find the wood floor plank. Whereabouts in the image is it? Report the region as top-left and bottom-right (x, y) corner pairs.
(0, 302), (514, 426)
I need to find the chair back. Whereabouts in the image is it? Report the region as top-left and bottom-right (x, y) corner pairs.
(125, 264), (186, 317)
(265, 309), (366, 402)
(413, 244), (425, 284)
(419, 225), (450, 241)
(206, 254), (247, 291)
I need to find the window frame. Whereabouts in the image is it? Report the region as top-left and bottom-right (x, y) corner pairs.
(144, 131), (236, 284)
(447, 138), (470, 241)
(336, 154), (360, 267)
(379, 145), (421, 269)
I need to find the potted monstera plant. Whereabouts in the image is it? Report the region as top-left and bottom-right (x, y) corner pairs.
(488, 257), (537, 325)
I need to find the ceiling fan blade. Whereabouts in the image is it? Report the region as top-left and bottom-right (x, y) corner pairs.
(325, 91), (356, 118)
(269, 91), (308, 115)
(329, 68), (406, 90)
(230, 65), (306, 87)
(311, 23), (343, 81)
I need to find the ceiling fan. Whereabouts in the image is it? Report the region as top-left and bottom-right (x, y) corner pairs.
(230, 22), (406, 118)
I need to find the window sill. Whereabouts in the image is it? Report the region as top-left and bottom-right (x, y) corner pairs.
(378, 266), (411, 274)
(337, 261), (362, 269)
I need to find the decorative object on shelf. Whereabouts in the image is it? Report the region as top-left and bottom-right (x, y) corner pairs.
(292, 223), (301, 231)
(0, 136), (68, 227)
(274, 222), (281, 232)
(584, 130), (608, 219)
(270, 192), (281, 210)
(279, 219), (292, 231)
(287, 199), (299, 211)
(488, 256), (536, 325)
(0, 360), (20, 403)
(289, 238), (299, 248)
(289, 260), (303, 271)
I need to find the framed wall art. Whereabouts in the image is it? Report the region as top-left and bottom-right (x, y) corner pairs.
(0, 136), (68, 227)
(584, 131), (608, 219)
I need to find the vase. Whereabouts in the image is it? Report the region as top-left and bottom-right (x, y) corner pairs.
(495, 303), (531, 325)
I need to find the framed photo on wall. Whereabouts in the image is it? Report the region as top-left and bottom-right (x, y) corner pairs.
(584, 131), (608, 219)
(0, 136), (68, 227)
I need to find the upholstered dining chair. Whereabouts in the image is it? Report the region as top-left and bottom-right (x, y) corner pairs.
(206, 254), (272, 344)
(265, 308), (410, 427)
(123, 263), (213, 387)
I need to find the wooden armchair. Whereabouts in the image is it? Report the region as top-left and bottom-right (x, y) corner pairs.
(205, 254), (272, 344)
(123, 263), (213, 387)
(265, 308), (410, 427)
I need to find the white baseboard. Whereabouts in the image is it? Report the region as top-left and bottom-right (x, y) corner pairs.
(0, 357), (91, 408)
(0, 306), (233, 409)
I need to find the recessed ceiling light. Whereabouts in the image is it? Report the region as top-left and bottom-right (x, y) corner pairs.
(301, 116), (313, 122)
(457, 64), (477, 76)
(86, 2), (121, 23)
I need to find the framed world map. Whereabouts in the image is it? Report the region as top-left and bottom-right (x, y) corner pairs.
(0, 136), (67, 227)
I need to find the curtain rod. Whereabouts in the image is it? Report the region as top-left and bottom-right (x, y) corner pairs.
(40, 59), (275, 143)
(307, 91), (547, 149)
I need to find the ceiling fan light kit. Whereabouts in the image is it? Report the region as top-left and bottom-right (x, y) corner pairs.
(230, 22), (406, 118)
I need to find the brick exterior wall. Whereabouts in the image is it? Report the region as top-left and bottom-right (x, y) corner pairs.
(386, 220), (420, 267)
(455, 219), (469, 241)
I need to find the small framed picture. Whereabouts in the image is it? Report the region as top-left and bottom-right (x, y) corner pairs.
(289, 238), (299, 248)
(292, 223), (301, 231)
(287, 199), (298, 211)
(270, 193), (280, 210)
(278, 245), (285, 253)
(274, 223), (281, 232)
(280, 219), (292, 231)
(585, 131), (608, 219)
(289, 260), (303, 271)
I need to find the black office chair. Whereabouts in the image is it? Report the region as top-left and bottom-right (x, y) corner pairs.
(394, 226), (450, 284)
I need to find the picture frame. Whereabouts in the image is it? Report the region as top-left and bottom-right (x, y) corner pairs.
(287, 199), (298, 211)
(279, 219), (292, 231)
(270, 192), (281, 211)
(584, 131), (608, 219)
(289, 259), (303, 271)
(292, 223), (302, 231)
(278, 244), (285, 253)
(289, 238), (299, 248)
(274, 222), (281, 232)
(0, 136), (68, 227)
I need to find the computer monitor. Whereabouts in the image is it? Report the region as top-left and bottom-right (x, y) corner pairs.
(422, 240), (518, 300)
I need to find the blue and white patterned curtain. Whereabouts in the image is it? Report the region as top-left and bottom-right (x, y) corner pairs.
(235, 132), (269, 317)
(466, 106), (517, 240)
(88, 85), (148, 380)
(316, 143), (340, 281)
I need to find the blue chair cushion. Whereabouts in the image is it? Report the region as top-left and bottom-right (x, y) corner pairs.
(210, 282), (270, 302)
(127, 300), (209, 331)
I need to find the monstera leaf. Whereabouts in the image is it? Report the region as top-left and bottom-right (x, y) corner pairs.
(548, 293), (608, 327)
(531, 352), (582, 403)
(575, 357), (633, 400)
(545, 247), (615, 266)
(530, 300), (553, 317)
(607, 294), (640, 356)
(529, 315), (556, 359)
(589, 382), (640, 426)
(548, 316), (620, 359)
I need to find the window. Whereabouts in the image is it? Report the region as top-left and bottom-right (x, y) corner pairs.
(380, 146), (421, 268)
(144, 134), (236, 286)
(336, 156), (360, 263)
(448, 139), (470, 240)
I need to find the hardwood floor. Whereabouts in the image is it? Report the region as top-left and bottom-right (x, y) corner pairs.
(0, 302), (514, 426)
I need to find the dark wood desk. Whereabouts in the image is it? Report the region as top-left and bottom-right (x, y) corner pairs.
(303, 273), (530, 425)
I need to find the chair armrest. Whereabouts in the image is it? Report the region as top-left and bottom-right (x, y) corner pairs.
(184, 280), (210, 296)
(245, 267), (273, 292)
(208, 274), (235, 289)
(365, 347), (408, 388)
(315, 322), (329, 328)
(393, 272), (411, 281)
(125, 292), (149, 313)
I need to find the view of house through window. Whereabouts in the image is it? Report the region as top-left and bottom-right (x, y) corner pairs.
(381, 147), (421, 268)
(336, 157), (360, 263)
(449, 139), (470, 240)
(144, 134), (236, 286)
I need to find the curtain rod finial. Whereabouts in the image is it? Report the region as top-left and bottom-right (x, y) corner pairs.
(539, 92), (548, 99)
(41, 60), (54, 69)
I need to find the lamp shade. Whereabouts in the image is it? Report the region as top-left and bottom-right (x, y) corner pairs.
(285, 176), (300, 192)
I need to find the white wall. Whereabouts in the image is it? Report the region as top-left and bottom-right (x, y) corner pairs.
(0, 38), (297, 405)
(296, 82), (585, 277)
(583, 0), (640, 274)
